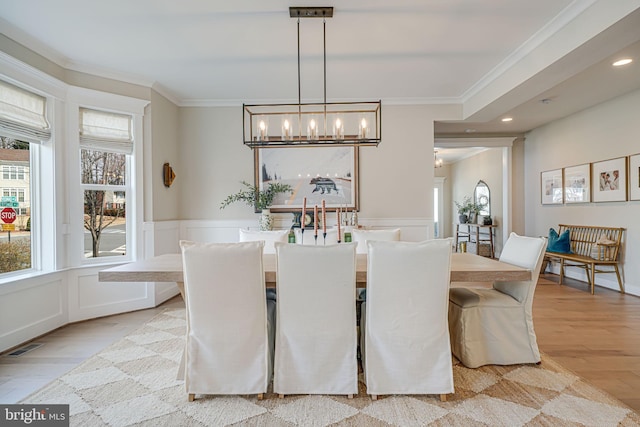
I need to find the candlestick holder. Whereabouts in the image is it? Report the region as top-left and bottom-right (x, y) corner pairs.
(342, 210), (350, 227)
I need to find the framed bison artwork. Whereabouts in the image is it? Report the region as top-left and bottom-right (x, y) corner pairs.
(254, 146), (359, 213)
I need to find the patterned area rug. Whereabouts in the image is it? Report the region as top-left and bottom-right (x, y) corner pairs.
(21, 308), (640, 426)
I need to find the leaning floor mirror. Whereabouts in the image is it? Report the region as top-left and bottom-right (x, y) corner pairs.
(474, 180), (491, 224)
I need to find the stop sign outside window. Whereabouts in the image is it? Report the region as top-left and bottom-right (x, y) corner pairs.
(1, 207), (17, 224)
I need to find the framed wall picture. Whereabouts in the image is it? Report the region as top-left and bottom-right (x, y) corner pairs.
(540, 169), (563, 205)
(629, 153), (640, 201)
(591, 157), (627, 202)
(254, 146), (359, 212)
(563, 163), (590, 203)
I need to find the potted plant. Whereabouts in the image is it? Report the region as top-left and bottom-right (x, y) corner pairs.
(220, 181), (293, 230)
(455, 196), (487, 224)
(455, 196), (472, 224)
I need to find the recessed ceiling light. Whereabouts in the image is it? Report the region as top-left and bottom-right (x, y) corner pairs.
(501, 117), (513, 122)
(465, 128), (476, 133)
(613, 58), (633, 67)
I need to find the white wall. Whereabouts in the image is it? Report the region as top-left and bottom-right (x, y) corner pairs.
(524, 88), (640, 296)
(147, 90), (180, 222)
(178, 106), (252, 220)
(177, 104), (459, 236)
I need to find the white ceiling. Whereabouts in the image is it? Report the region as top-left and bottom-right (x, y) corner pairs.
(1, 0), (639, 136)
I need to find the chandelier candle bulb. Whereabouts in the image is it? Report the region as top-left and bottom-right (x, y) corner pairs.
(308, 118), (317, 140)
(282, 119), (291, 140)
(334, 117), (343, 139)
(258, 119), (267, 140)
(359, 118), (368, 138)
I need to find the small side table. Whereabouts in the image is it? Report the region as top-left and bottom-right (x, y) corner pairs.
(455, 223), (497, 258)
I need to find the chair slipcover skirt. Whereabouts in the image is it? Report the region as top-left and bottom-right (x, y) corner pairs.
(274, 242), (358, 395)
(181, 241), (272, 396)
(362, 239), (454, 396)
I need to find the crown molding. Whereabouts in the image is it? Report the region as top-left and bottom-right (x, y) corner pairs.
(0, 50), (67, 99)
(460, 0), (599, 103)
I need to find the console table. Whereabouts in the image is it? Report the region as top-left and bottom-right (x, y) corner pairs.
(455, 223), (497, 258)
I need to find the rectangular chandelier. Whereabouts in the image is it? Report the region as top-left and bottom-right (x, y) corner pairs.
(243, 100), (381, 148)
(243, 7), (381, 149)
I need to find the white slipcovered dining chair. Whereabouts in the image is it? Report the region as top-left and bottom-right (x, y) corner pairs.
(352, 228), (401, 253)
(294, 227), (339, 245)
(180, 240), (275, 401)
(351, 228), (401, 303)
(273, 242), (358, 398)
(239, 228), (289, 253)
(448, 232), (547, 368)
(361, 239), (454, 401)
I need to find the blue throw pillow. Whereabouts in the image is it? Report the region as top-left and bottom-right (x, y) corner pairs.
(547, 228), (572, 253)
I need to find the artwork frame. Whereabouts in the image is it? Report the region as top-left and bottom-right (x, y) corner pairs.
(592, 157), (627, 203)
(563, 163), (591, 204)
(629, 153), (640, 201)
(254, 146), (359, 213)
(540, 169), (563, 205)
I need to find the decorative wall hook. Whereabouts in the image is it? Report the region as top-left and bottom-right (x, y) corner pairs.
(163, 162), (176, 187)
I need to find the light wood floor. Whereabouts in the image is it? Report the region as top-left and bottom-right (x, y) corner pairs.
(534, 273), (640, 412)
(1, 275), (639, 413)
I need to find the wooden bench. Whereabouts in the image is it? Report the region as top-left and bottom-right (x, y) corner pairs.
(543, 224), (624, 294)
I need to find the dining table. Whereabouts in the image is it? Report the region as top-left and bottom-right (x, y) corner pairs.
(100, 251), (532, 382)
(98, 252), (531, 298)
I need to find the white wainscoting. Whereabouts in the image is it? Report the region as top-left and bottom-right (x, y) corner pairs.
(0, 273), (67, 352)
(67, 266), (153, 323)
(177, 217), (433, 245)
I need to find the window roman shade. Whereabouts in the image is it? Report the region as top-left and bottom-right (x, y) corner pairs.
(79, 108), (133, 154)
(0, 79), (51, 142)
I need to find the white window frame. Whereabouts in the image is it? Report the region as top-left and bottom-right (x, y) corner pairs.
(67, 87), (146, 266)
(0, 79), (57, 281)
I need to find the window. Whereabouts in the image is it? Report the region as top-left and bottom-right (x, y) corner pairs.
(2, 165), (25, 179)
(2, 188), (25, 201)
(0, 141), (33, 274)
(0, 78), (48, 276)
(79, 108), (133, 259)
(69, 87), (146, 265)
